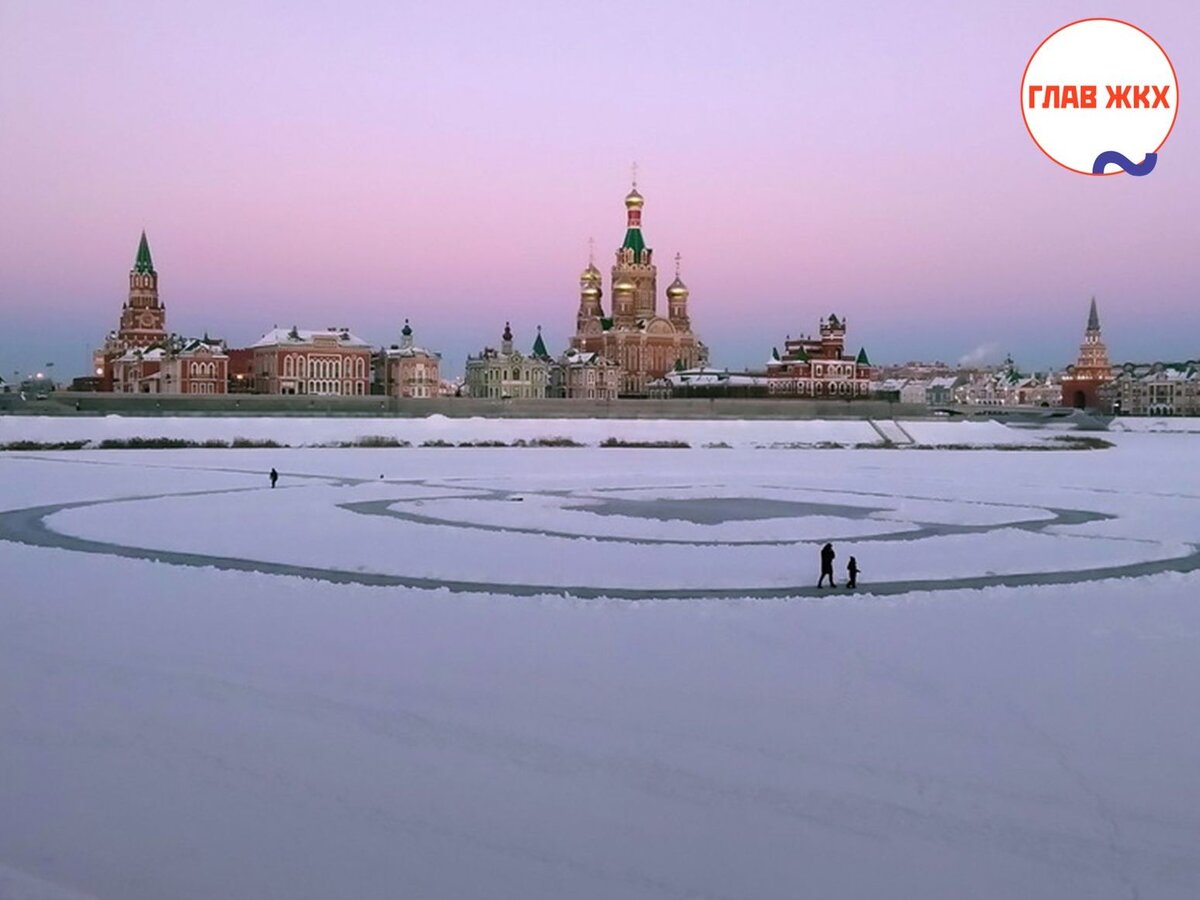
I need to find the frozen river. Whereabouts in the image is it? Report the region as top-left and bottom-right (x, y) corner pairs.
(1, 432), (1198, 899)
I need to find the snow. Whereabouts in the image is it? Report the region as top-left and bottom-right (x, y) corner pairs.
(249, 327), (370, 348)
(2, 414), (1045, 448)
(2, 430), (1199, 899)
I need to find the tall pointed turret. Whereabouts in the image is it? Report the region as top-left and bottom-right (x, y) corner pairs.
(531, 326), (550, 361)
(134, 230), (155, 274)
(1062, 297), (1112, 409)
(119, 230), (165, 342)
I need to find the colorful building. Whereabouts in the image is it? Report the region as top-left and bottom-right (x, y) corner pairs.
(550, 348), (621, 400)
(377, 320), (441, 398)
(765, 315), (873, 398)
(465, 323), (549, 399)
(112, 337), (228, 394)
(1108, 361), (1200, 416)
(248, 327), (372, 396)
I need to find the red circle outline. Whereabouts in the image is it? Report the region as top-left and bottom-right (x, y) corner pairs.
(1019, 17), (1179, 176)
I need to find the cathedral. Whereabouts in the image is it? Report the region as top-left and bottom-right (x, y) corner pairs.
(570, 181), (707, 396)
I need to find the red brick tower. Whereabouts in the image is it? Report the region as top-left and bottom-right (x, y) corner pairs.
(1061, 298), (1112, 409)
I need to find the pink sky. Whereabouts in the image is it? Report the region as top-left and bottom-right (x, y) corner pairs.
(1, 0), (1197, 380)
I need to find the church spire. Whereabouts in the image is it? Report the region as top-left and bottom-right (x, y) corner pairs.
(134, 230), (155, 274)
(531, 325), (550, 361)
(621, 166), (648, 262)
(1087, 296), (1100, 332)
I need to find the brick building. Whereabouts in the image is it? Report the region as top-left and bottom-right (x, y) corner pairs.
(1061, 298), (1113, 409)
(248, 327), (372, 396)
(765, 315), (873, 398)
(94, 232), (169, 389)
(569, 182), (707, 396)
(377, 320), (441, 398)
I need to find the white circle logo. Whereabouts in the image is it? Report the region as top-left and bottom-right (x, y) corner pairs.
(1021, 18), (1178, 176)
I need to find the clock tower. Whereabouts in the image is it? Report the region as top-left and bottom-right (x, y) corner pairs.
(95, 231), (170, 388)
(117, 231), (167, 342)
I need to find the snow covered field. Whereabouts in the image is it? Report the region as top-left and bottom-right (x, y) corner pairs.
(0, 413), (1044, 448)
(2, 429), (1199, 899)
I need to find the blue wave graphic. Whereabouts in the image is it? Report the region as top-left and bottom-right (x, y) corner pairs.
(1092, 151), (1158, 176)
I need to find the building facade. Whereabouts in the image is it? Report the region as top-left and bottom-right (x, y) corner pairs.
(378, 320), (442, 398)
(94, 232), (170, 388)
(765, 315), (873, 398)
(953, 357), (1061, 407)
(550, 348), (621, 399)
(248, 327), (372, 396)
(465, 323), (550, 399)
(569, 183), (707, 396)
(1108, 362), (1200, 416)
(112, 337), (228, 394)
(1061, 298), (1113, 409)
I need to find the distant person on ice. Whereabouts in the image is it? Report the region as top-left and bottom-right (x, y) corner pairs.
(269, 467), (278, 489)
(818, 542), (836, 588)
(846, 556), (859, 590)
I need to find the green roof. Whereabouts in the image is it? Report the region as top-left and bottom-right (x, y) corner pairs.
(856, 347), (871, 365)
(622, 228), (647, 259)
(791, 345), (809, 362)
(531, 330), (550, 359)
(134, 230), (154, 274)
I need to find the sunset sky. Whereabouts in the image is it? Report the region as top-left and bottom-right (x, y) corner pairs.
(1, 0), (1197, 381)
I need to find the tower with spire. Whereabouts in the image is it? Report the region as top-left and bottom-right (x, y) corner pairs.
(95, 231), (170, 388)
(614, 171), (658, 321)
(569, 172), (706, 395)
(1061, 297), (1113, 409)
(117, 231), (167, 342)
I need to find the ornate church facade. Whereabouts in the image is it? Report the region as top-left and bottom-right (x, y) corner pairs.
(570, 183), (707, 396)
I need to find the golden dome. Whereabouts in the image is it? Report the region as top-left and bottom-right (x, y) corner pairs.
(580, 263), (601, 283)
(581, 283), (601, 299)
(666, 276), (689, 299)
(624, 188), (644, 210)
(613, 277), (635, 293)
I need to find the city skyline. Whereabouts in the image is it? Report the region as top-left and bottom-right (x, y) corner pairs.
(2, 0), (1198, 380)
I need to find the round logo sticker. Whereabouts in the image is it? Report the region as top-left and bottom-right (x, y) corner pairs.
(1021, 18), (1178, 176)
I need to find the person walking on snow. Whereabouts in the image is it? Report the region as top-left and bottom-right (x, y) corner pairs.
(269, 467), (278, 489)
(846, 556), (859, 589)
(818, 542), (836, 588)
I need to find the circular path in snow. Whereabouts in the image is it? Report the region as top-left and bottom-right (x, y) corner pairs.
(1, 452), (1197, 599)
